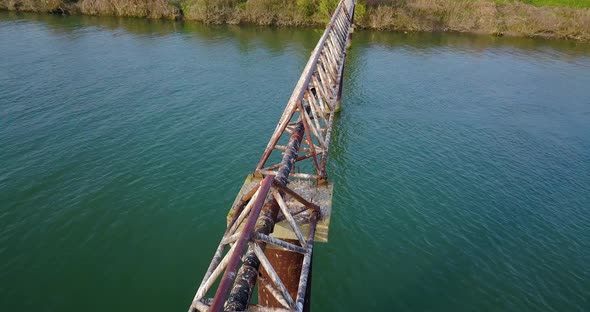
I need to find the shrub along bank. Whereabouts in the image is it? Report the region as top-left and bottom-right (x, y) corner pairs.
(1, 0), (589, 40)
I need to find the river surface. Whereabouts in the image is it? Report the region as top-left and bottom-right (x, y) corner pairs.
(1, 11), (590, 312)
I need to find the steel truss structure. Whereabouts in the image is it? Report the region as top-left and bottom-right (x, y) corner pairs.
(189, 1), (356, 311)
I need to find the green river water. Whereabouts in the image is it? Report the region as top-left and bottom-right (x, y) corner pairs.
(1, 11), (590, 312)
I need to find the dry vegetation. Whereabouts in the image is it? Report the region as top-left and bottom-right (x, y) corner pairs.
(180, 0), (319, 25)
(1, 0), (65, 13)
(1, 0), (590, 40)
(0, 0), (179, 17)
(359, 0), (590, 40)
(178, 0), (349, 25)
(77, 0), (179, 18)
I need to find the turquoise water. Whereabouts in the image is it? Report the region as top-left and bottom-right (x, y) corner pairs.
(1, 12), (590, 312)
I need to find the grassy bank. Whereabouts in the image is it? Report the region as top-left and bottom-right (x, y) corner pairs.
(361, 0), (590, 40)
(1, 0), (589, 40)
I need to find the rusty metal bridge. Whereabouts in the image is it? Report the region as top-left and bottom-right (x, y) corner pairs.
(188, 1), (356, 311)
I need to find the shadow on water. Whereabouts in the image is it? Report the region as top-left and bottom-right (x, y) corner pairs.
(0, 11), (324, 54)
(353, 30), (590, 59)
(3, 10), (590, 59)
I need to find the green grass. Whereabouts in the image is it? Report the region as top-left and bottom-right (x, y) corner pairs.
(364, 0), (590, 9)
(493, 0), (590, 8)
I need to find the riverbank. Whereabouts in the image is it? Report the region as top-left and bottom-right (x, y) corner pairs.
(1, 0), (589, 40)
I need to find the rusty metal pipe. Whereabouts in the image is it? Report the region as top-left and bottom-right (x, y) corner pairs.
(208, 175), (274, 312)
(224, 122), (305, 311)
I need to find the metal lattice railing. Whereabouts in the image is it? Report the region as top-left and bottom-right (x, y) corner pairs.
(188, 1), (355, 311)
(255, 0), (356, 181)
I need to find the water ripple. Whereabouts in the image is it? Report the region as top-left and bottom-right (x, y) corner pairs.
(2, 11), (590, 312)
